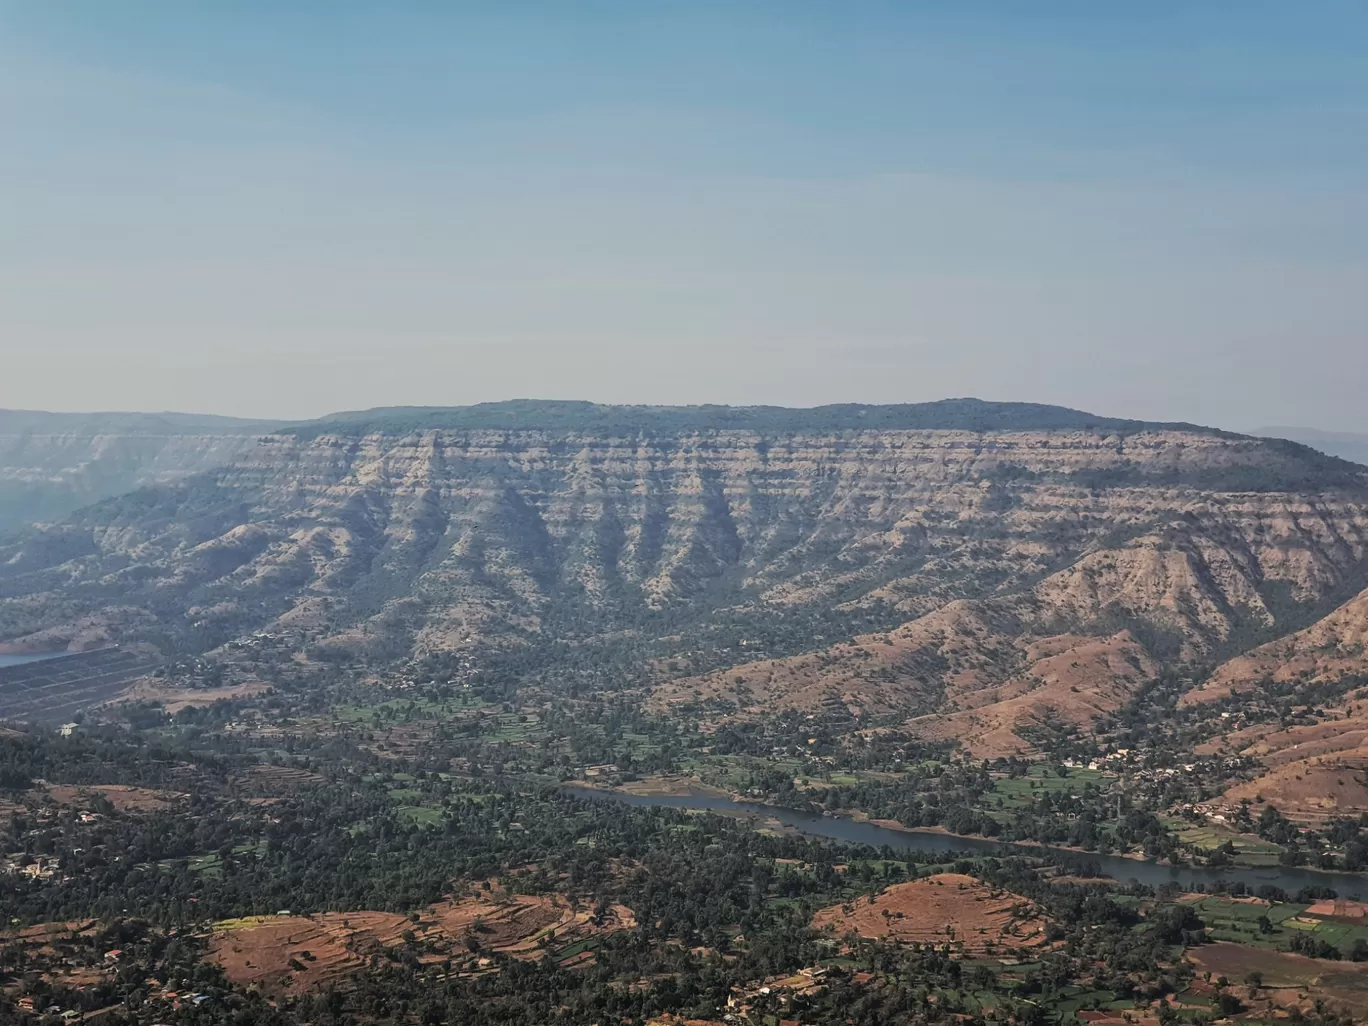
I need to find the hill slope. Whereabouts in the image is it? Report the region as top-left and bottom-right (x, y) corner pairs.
(0, 410), (277, 528)
(2, 400), (1367, 753)
(1258, 427), (1368, 468)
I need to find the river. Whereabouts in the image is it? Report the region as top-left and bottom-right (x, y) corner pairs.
(569, 787), (1368, 899)
(0, 652), (68, 668)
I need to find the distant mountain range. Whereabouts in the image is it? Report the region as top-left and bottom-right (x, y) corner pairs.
(1257, 427), (1368, 467)
(0, 409), (276, 528)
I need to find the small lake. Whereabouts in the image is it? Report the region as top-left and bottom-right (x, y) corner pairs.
(569, 787), (1368, 899)
(0, 652), (68, 668)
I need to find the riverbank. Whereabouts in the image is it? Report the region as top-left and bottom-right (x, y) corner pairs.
(608, 783), (1264, 872)
(854, 818), (1153, 865)
(565, 785), (1368, 897)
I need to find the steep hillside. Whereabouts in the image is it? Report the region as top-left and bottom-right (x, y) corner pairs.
(1183, 585), (1368, 706)
(1, 400), (1366, 755)
(1184, 583), (1368, 822)
(0, 410), (276, 528)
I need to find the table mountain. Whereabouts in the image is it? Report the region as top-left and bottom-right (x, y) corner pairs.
(3, 399), (1367, 753)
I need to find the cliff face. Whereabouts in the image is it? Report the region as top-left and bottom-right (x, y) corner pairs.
(2, 403), (1367, 752)
(0, 411), (272, 528)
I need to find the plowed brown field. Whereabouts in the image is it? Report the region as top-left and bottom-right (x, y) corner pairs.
(45, 783), (185, 812)
(811, 873), (1048, 951)
(207, 893), (636, 993)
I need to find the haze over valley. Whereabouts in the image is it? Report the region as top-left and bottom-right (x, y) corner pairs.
(5, 3), (1368, 1024)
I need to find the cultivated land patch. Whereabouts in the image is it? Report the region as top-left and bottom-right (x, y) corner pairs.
(1222, 758), (1368, 825)
(44, 783), (186, 812)
(230, 764), (328, 796)
(1186, 941), (1368, 1018)
(811, 872), (1048, 952)
(120, 678), (270, 713)
(206, 892), (637, 994)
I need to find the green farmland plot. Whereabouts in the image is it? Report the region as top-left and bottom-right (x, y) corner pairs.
(397, 805), (445, 827)
(1189, 896), (1368, 954)
(1165, 818), (1283, 865)
(991, 765), (1113, 808)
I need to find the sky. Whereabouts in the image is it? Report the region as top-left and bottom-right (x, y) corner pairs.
(2, 3), (1366, 431)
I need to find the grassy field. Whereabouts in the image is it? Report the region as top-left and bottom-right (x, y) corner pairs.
(1165, 817), (1283, 865)
(397, 805), (444, 826)
(1189, 895), (1368, 955)
(990, 765), (1112, 808)
(1190, 895), (1303, 947)
(157, 840), (269, 880)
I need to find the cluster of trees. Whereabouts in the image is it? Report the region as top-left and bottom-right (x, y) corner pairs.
(0, 720), (1226, 1025)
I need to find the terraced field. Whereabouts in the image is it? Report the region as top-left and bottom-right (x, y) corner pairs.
(812, 873), (1049, 952)
(207, 892), (638, 994)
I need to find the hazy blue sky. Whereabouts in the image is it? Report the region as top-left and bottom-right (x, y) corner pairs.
(3, 3), (1366, 429)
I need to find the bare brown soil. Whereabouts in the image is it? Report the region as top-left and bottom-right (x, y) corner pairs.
(1222, 757), (1368, 824)
(1306, 898), (1368, 920)
(1183, 584), (1368, 707)
(652, 606), (1153, 756)
(811, 873), (1048, 952)
(0, 921), (114, 998)
(1076, 1013), (1159, 1026)
(207, 892), (636, 994)
(1186, 942), (1368, 1018)
(45, 784), (186, 812)
(120, 679), (270, 712)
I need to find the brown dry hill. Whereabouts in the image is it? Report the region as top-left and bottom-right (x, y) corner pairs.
(811, 873), (1048, 952)
(911, 631), (1156, 757)
(1189, 673), (1368, 824)
(1182, 584), (1368, 707)
(1196, 698), (1368, 764)
(45, 784), (186, 813)
(207, 892), (636, 994)
(1222, 759), (1368, 825)
(656, 601), (1156, 756)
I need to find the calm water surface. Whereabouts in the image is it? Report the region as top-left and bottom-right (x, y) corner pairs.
(0, 652), (67, 668)
(569, 787), (1368, 899)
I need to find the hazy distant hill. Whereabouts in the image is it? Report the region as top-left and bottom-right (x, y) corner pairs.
(0, 409), (279, 527)
(1257, 426), (1368, 468)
